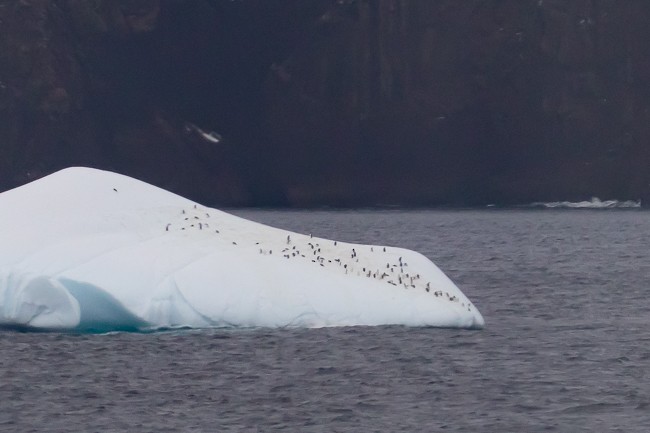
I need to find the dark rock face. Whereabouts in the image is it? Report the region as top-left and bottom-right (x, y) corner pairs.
(266, 0), (650, 205)
(2, 0), (650, 206)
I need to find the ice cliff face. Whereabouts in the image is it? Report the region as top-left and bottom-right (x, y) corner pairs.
(0, 167), (484, 331)
(2, 1), (649, 206)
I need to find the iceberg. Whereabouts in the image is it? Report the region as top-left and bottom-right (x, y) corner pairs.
(0, 167), (484, 331)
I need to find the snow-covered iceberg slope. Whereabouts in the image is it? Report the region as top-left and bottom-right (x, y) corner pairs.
(0, 167), (484, 331)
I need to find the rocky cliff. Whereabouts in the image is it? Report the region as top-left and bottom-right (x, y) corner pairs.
(2, 0), (650, 206)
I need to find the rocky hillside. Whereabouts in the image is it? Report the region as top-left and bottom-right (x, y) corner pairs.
(2, 0), (650, 206)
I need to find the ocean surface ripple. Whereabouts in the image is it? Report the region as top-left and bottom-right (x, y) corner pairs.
(1, 209), (650, 432)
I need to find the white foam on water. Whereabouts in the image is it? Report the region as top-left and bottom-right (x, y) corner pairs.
(531, 197), (641, 209)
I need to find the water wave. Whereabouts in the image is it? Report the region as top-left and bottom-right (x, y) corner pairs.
(530, 197), (641, 209)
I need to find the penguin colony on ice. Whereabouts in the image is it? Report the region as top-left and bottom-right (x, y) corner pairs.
(162, 204), (473, 313)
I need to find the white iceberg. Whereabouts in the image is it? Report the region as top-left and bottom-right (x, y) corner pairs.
(0, 167), (484, 331)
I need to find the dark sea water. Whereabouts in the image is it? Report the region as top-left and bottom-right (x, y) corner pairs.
(2, 209), (650, 432)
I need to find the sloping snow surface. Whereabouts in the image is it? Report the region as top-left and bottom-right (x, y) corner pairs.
(0, 168), (484, 331)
